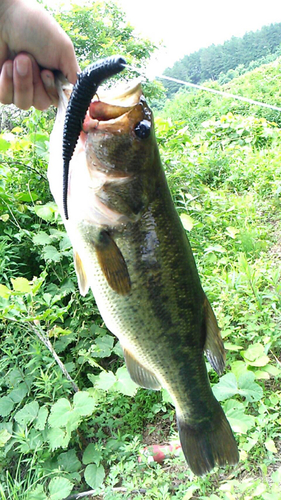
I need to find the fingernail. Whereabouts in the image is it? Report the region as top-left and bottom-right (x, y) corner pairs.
(42, 73), (54, 88)
(15, 57), (28, 77)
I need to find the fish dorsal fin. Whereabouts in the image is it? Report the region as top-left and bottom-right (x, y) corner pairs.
(95, 231), (131, 296)
(123, 347), (161, 390)
(74, 250), (90, 296)
(203, 297), (225, 375)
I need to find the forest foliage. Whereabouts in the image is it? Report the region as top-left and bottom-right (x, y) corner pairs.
(0, 2), (281, 499)
(163, 22), (281, 97)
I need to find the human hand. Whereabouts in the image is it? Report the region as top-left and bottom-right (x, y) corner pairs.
(0, 0), (79, 110)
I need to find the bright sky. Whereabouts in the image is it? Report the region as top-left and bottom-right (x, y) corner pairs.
(116, 0), (281, 75)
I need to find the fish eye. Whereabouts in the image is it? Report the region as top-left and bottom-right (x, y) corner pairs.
(134, 120), (151, 139)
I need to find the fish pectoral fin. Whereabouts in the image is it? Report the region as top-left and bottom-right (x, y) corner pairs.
(74, 250), (90, 296)
(95, 230), (131, 296)
(203, 296), (225, 375)
(123, 347), (162, 390)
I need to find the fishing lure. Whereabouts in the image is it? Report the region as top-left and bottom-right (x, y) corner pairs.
(62, 55), (126, 220)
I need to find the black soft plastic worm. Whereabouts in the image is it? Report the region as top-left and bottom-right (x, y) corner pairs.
(62, 55), (126, 220)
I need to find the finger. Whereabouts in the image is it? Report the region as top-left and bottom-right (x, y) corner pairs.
(58, 38), (80, 84)
(13, 53), (33, 110)
(41, 70), (59, 107)
(0, 60), (13, 104)
(30, 61), (54, 111)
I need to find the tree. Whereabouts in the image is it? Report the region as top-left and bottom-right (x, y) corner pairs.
(48, 0), (156, 69)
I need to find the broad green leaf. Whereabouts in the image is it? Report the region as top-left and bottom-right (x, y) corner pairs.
(11, 277), (31, 293)
(33, 231), (52, 245)
(0, 284), (10, 298)
(15, 191), (39, 202)
(9, 382), (28, 403)
(183, 486), (200, 500)
(73, 391), (96, 416)
(252, 484), (267, 496)
(205, 244), (225, 254)
(264, 365), (281, 377)
(254, 370), (270, 380)
(258, 494), (280, 500)
(113, 341), (123, 357)
(28, 485), (48, 500)
(271, 467), (281, 484)
(48, 398), (72, 427)
(0, 137), (10, 151)
(58, 449), (81, 473)
(82, 443), (102, 466)
(242, 343), (270, 366)
(84, 464), (105, 489)
(6, 368), (22, 385)
(59, 234), (72, 251)
(47, 427), (70, 450)
(224, 400), (255, 433)
(48, 477), (73, 500)
(19, 427), (43, 452)
(212, 373), (238, 401)
(92, 334), (115, 358)
(14, 401), (39, 425)
(95, 371), (116, 391)
(162, 388), (174, 405)
(231, 360), (248, 379)
(265, 439), (277, 453)
(42, 245), (61, 263)
(0, 396), (15, 417)
(114, 365), (138, 396)
(34, 202), (57, 222)
(0, 429), (12, 447)
(34, 406), (49, 430)
(238, 372), (263, 402)
(224, 342), (243, 352)
(225, 226), (239, 238)
(65, 410), (81, 433)
(180, 213), (194, 231)
(213, 372), (263, 402)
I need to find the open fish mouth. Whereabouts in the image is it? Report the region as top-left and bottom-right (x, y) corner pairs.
(82, 81), (145, 133)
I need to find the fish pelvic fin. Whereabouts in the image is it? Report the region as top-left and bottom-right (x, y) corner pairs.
(123, 347), (162, 390)
(95, 231), (131, 296)
(74, 251), (90, 296)
(177, 406), (239, 476)
(203, 296), (225, 375)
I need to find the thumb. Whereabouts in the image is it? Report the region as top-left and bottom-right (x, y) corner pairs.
(58, 41), (80, 85)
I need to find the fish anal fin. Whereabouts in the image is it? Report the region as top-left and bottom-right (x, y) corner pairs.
(95, 231), (131, 296)
(74, 250), (90, 296)
(123, 347), (161, 390)
(203, 296), (225, 375)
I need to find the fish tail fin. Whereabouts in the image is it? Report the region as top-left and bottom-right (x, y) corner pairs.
(177, 406), (239, 476)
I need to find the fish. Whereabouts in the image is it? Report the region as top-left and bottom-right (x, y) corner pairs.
(48, 58), (239, 476)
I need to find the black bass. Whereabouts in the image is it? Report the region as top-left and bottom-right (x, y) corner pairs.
(48, 58), (239, 476)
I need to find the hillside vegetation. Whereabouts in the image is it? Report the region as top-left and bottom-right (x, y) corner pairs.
(0, 4), (281, 499)
(161, 57), (281, 129)
(163, 22), (281, 97)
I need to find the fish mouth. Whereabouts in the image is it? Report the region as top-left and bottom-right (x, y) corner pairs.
(82, 80), (147, 134)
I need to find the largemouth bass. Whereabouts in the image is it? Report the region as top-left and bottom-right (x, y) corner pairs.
(48, 59), (239, 476)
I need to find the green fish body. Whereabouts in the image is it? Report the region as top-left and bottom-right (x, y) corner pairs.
(48, 80), (239, 476)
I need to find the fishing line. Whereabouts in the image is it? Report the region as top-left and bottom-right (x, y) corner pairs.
(126, 65), (281, 113)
